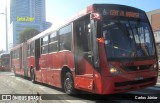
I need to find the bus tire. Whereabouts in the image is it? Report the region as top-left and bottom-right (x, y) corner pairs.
(30, 69), (35, 83)
(63, 72), (75, 94)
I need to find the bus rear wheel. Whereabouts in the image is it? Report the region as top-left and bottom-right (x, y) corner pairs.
(30, 69), (35, 83)
(63, 72), (75, 94)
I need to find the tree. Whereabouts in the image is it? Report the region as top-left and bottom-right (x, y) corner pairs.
(19, 28), (40, 43)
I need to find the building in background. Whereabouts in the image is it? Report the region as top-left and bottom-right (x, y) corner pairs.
(8, 0), (52, 50)
(147, 9), (160, 60)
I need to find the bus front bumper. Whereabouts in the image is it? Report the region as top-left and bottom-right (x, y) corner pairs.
(99, 71), (157, 94)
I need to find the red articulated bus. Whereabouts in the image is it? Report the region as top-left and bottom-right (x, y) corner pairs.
(10, 4), (158, 94)
(0, 53), (10, 71)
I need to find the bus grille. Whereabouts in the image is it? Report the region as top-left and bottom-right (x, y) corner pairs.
(121, 65), (152, 72)
(115, 77), (155, 87)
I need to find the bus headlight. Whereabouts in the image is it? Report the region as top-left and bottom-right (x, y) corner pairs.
(109, 64), (121, 75)
(149, 64), (157, 71)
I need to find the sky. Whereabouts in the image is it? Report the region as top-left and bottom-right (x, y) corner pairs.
(0, 0), (160, 51)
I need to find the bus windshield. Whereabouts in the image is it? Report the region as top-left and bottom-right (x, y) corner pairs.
(1, 55), (10, 66)
(103, 20), (155, 60)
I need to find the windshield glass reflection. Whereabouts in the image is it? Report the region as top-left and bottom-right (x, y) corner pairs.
(103, 20), (155, 59)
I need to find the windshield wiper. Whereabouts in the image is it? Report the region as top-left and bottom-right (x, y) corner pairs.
(107, 45), (132, 53)
(106, 45), (146, 57)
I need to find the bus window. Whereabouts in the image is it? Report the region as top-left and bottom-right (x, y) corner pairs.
(19, 47), (22, 69)
(16, 49), (19, 59)
(74, 16), (92, 75)
(49, 32), (58, 52)
(27, 44), (30, 57)
(75, 20), (90, 53)
(30, 41), (35, 56)
(41, 36), (49, 54)
(59, 24), (72, 51)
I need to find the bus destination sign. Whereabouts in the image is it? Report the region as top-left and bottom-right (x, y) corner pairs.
(97, 8), (145, 19)
(109, 10), (139, 18)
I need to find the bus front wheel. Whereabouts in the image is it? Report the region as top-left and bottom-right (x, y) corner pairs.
(63, 72), (75, 94)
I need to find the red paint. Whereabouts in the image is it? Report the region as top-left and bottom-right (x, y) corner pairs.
(10, 4), (158, 95)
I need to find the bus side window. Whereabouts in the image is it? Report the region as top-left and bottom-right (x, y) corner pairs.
(59, 24), (72, 51)
(16, 48), (19, 59)
(49, 32), (58, 52)
(41, 36), (49, 54)
(30, 41), (35, 56)
(27, 44), (30, 57)
(19, 47), (22, 69)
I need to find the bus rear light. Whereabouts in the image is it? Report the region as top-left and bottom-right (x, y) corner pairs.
(109, 64), (122, 76)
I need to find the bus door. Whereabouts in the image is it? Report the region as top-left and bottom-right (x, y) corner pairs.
(35, 38), (41, 82)
(23, 43), (28, 77)
(74, 16), (94, 91)
(35, 39), (40, 70)
(39, 36), (49, 83)
(19, 47), (23, 74)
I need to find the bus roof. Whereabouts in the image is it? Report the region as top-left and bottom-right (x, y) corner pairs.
(0, 53), (10, 58)
(10, 43), (23, 51)
(25, 4), (145, 43)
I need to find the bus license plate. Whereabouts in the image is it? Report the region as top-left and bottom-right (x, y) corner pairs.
(135, 76), (144, 80)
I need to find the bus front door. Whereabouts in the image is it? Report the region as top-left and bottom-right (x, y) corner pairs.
(74, 17), (94, 91)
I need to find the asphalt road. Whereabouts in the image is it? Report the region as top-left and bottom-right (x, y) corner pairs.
(0, 71), (160, 103)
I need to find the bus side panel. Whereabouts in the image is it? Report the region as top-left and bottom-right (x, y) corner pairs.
(46, 51), (75, 88)
(47, 52), (59, 86)
(27, 57), (35, 77)
(56, 51), (74, 88)
(39, 54), (48, 83)
(13, 59), (23, 75)
(23, 43), (28, 77)
(28, 56), (42, 82)
(41, 68), (47, 83)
